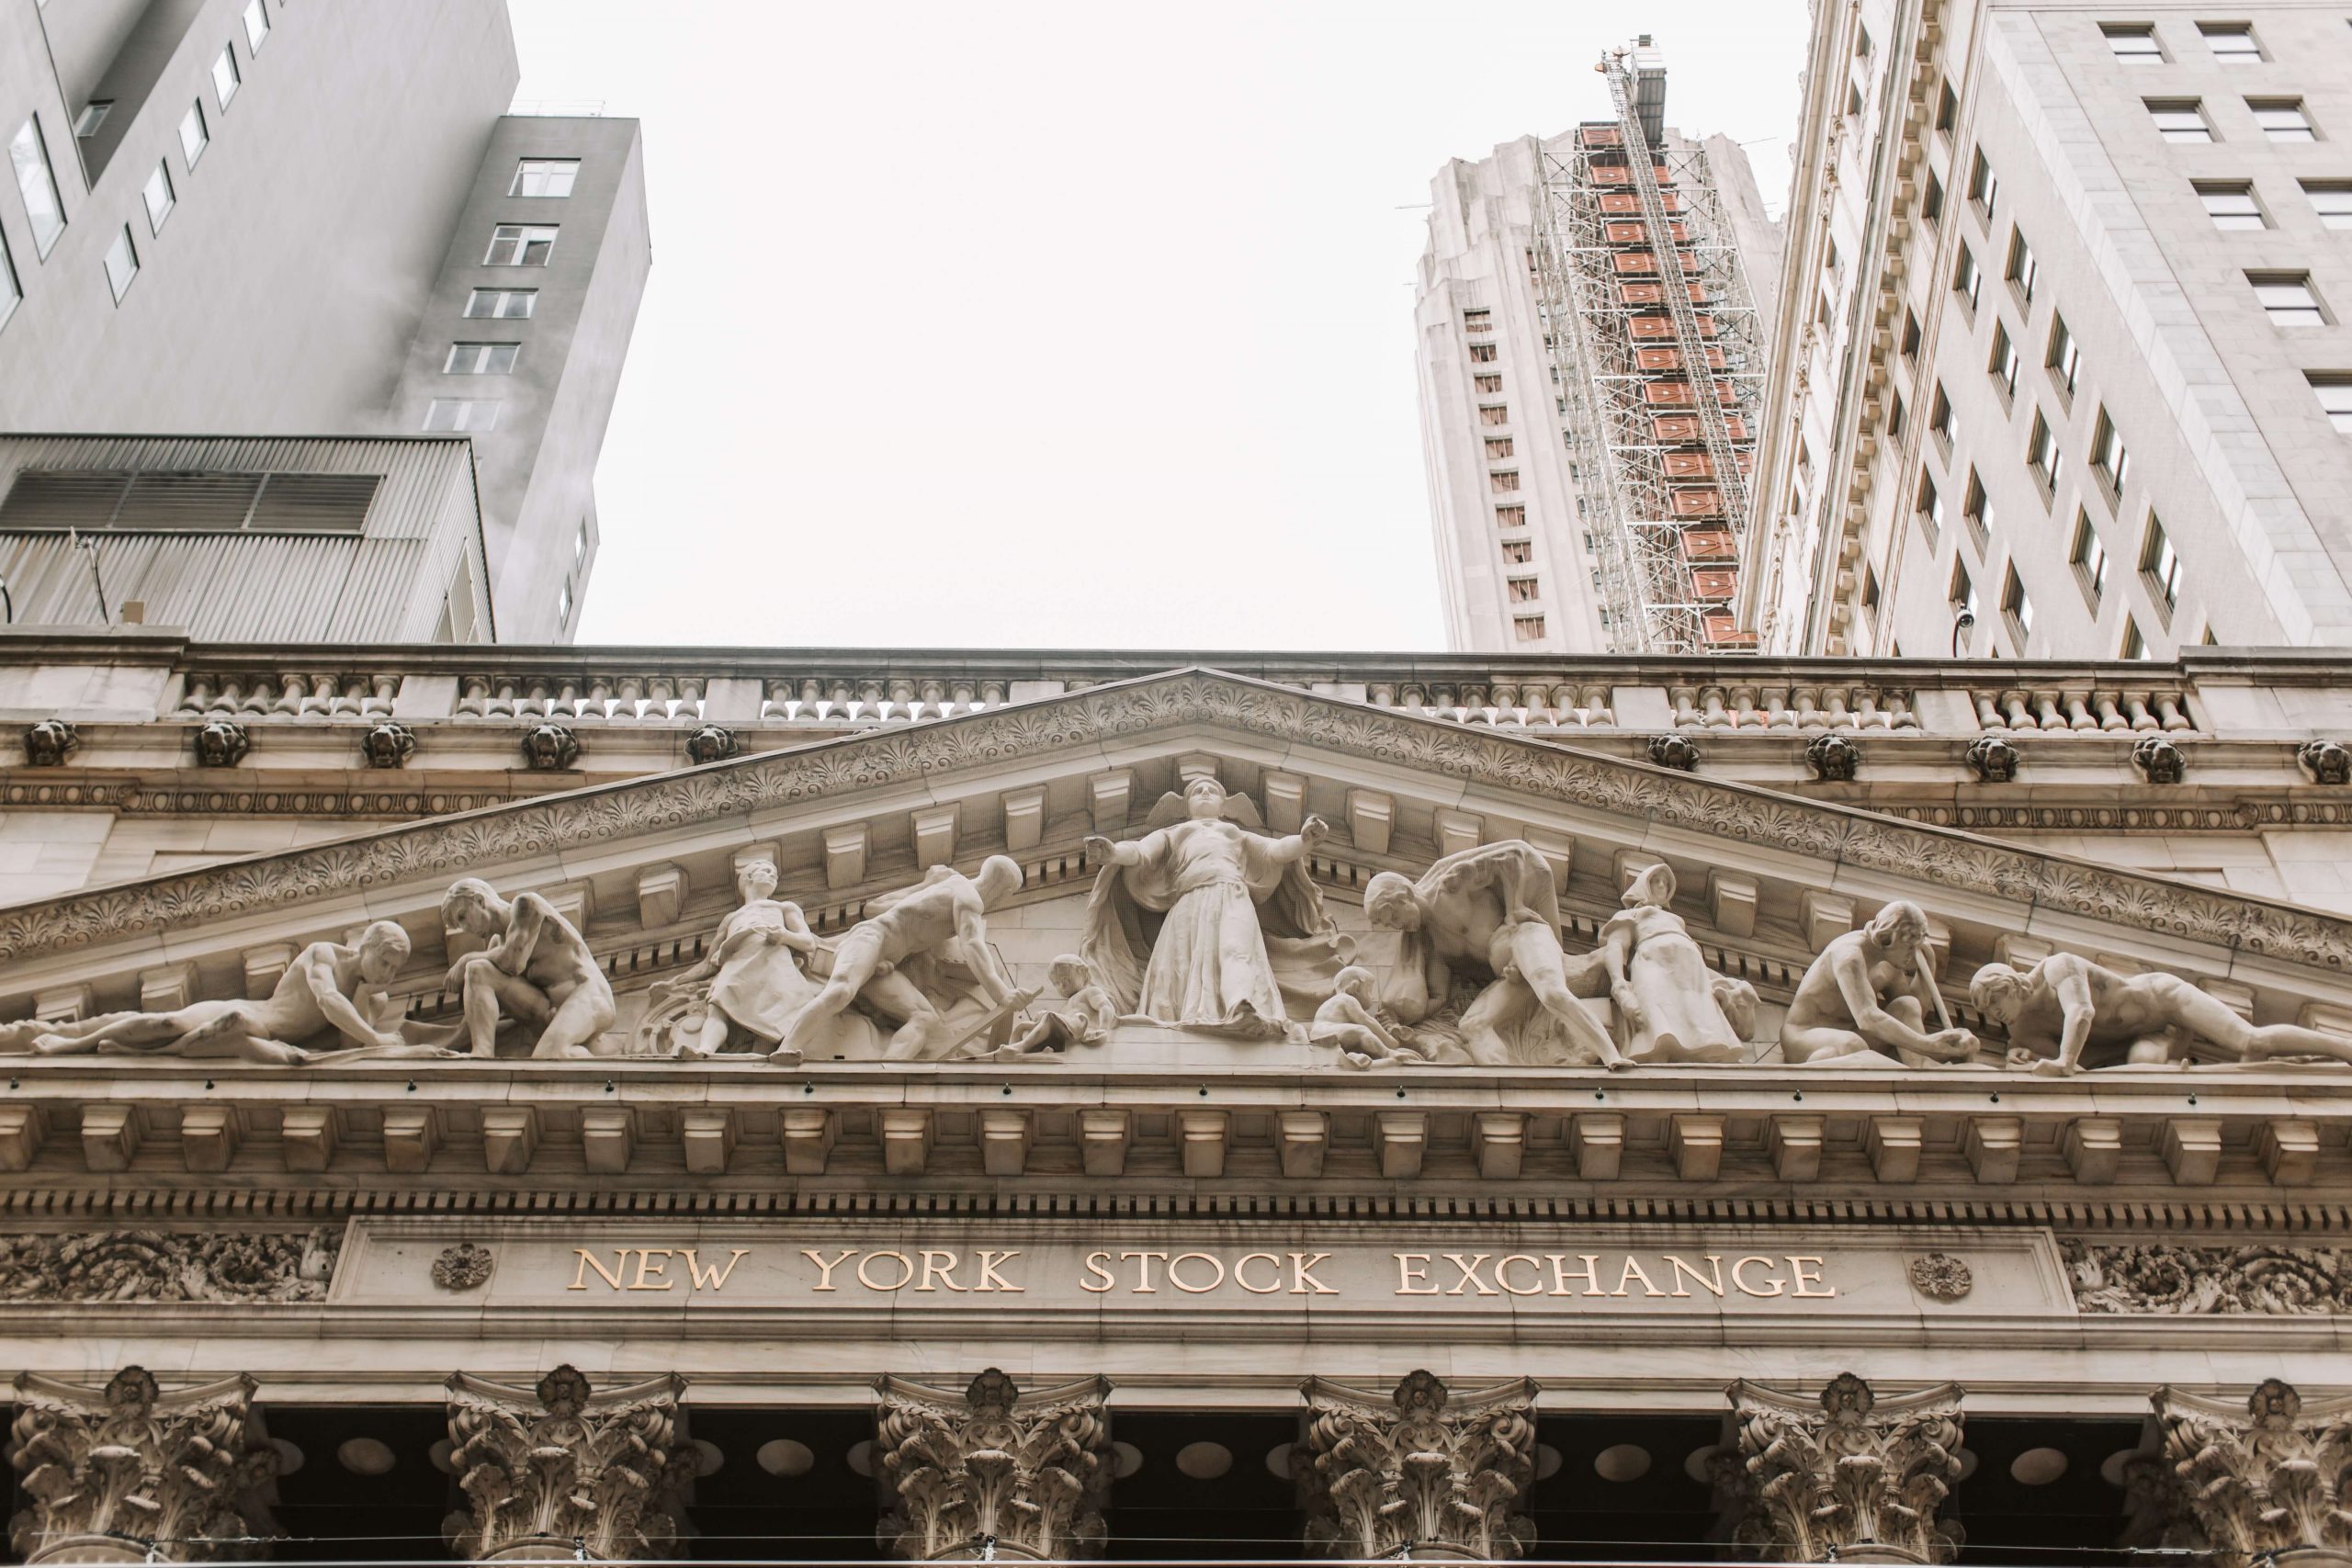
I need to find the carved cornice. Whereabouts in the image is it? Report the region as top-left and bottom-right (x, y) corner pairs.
(6, 1367), (277, 1562)
(0, 1228), (338, 1303)
(445, 1365), (694, 1562)
(2064, 1241), (2352, 1315)
(1298, 1369), (1539, 1562)
(873, 1368), (1114, 1562)
(0, 671), (2345, 969)
(1720, 1374), (1966, 1563)
(2139, 1381), (2352, 1565)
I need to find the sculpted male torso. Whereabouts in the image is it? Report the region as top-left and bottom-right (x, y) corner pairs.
(443, 880), (616, 1060)
(1973, 953), (2352, 1073)
(1781, 901), (1977, 1066)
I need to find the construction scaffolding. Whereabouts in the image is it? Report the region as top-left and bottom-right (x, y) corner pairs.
(1532, 39), (1767, 653)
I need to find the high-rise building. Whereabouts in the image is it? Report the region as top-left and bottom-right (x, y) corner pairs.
(1415, 41), (1781, 654)
(0, 0), (649, 642)
(1748, 0), (2352, 659)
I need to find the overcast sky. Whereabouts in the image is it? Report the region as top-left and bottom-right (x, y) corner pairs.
(509, 1), (1807, 652)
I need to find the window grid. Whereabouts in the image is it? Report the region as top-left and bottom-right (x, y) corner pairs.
(0, 224), (18, 336)
(510, 158), (579, 197)
(2198, 181), (2267, 230)
(2029, 409), (2064, 492)
(424, 399), (502, 434)
(1964, 468), (1993, 544)
(2148, 99), (2213, 142)
(1969, 147), (1999, 215)
(483, 224), (557, 266)
(2250, 97), (2315, 141)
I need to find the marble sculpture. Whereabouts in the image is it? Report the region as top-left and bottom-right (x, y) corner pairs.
(1597, 863), (1755, 1063)
(1970, 953), (2352, 1072)
(441, 878), (617, 1060)
(645, 855), (820, 1057)
(1780, 900), (1979, 1067)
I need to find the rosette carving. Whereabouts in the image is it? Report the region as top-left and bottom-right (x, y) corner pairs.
(6, 1366), (277, 1563)
(1298, 1369), (1539, 1562)
(445, 1364), (694, 1562)
(1721, 1373), (1965, 1563)
(2136, 1380), (2352, 1566)
(873, 1368), (1114, 1562)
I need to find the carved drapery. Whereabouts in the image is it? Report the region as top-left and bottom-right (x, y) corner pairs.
(6, 1366), (277, 1563)
(2133, 1381), (2352, 1567)
(445, 1365), (693, 1562)
(873, 1368), (1114, 1562)
(1297, 1369), (1539, 1562)
(1721, 1373), (1965, 1563)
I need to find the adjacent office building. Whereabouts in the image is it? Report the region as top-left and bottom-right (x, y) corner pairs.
(0, 0), (648, 641)
(1748, 0), (2352, 658)
(1415, 42), (1781, 654)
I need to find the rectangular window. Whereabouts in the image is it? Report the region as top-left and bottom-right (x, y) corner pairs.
(1969, 147), (1999, 214)
(2148, 99), (2213, 141)
(463, 288), (537, 319)
(1506, 576), (1541, 604)
(2122, 617), (2150, 659)
(2199, 21), (2260, 61)
(1489, 471), (1520, 493)
(211, 44), (240, 110)
(1484, 436), (1513, 458)
(1923, 168), (1945, 224)
(1964, 467), (1993, 541)
(1512, 615), (1546, 642)
(0, 225), (18, 335)
(1990, 322), (2020, 393)
(423, 398), (501, 433)
(1954, 243), (1982, 310)
(242, 0), (270, 52)
(483, 224), (557, 265)
(2311, 373), (2352, 432)
(2250, 97), (2315, 141)
(9, 116), (65, 258)
(2006, 227), (2040, 301)
(2302, 180), (2352, 228)
(1468, 342), (1498, 363)
(510, 157), (580, 197)
(2073, 510), (2111, 599)
(1463, 309), (1492, 335)
(2029, 408), (2064, 491)
(2252, 272), (2325, 323)
(179, 101), (209, 169)
(445, 342), (520, 375)
(2092, 408), (2132, 491)
(1930, 382), (1954, 442)
(1916, 469), (1945, 543)
(1478, 404), (1509, 426)
(2003, 562), (2035, 638)
(558, 580), (573, 626)
(2198, 180), (2267, 229)
(1902, 310), (1922, 358)
(72, 101), (112, 138)
(1938, 81), (1959, 130)
(2143, 515), (2183, 608)
(1501, 539), (1532, 564)
(2104, 22), (2165, 61)
(1495, 504), (1526, 528)
(102, 224), (137, 302)
(141, 160), (174, 233)
(1473, 373), (1502, 393)
(1951, 558), (1978, 615)
(2047, 314), (2082, 394)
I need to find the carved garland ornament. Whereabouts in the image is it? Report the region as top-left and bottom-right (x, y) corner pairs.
(2137, 1380), (2352, 1567)
(873, 1368), (1114, 1562)
(1721, 1373), (1966, 1564)
(2063, 1239), (2352, 1315)
(0, 672), (2340, 968)
(1298, 1369), (1539, 1562)
(0, 1228), (339, 1303)
(445, 1364), (694, 1562)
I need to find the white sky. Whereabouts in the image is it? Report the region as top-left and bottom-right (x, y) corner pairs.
(511, 1), (1807, 652)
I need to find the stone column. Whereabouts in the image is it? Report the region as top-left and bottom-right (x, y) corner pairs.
(1296, 1369), (1540, 1562)
(872, 1368), (1114, 1562)
(1719, 1372), (1965, 1564)
(2135, 1380), (2352, 1568)
(6, 1366), (277, 1564)
(444, 1365), (694, 1562)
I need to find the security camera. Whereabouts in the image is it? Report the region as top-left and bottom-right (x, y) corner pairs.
(1954, 610), (1976, 629)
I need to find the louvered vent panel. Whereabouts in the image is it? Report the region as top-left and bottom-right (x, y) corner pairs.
(248, 473), (379, 534)
(0, 471), (133, 531)
(118, 472), (266, 530)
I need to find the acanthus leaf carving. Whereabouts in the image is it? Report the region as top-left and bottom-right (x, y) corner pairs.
(2063, 1239), (2352, 1314)
(1298, 1369), (1539, 1562)
(873, 1368), (1114, 1562)
(0, 1228), (339, 1303)
(2139, 1380), (2352, 1567)
(1720, 1372), (1965, 1563)
(445, 1364), (694, 1562)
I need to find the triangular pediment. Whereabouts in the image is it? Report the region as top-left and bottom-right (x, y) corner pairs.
(5, 667), (2351, 1043)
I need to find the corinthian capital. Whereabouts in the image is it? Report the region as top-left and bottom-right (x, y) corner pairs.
(1298, 1369), (1540, 1562)
(1722, 1372), (1966, 1563)
(873, 1368), (1114, 1562)
(6, 1366), (277, 1564)
(445, 1365), (693, 1562)
(2142, 1380), (2352, 1566)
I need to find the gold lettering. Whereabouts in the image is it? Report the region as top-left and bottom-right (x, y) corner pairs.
(1121, 1249), (1168, 1293)
(1234, 1252), (1283, 1294)
(1612, 1257), (1666, 1298)
(569, 1248), (629, 1292)
(1290, 1251), (1339, 1295)
(856, 1249), (914, 1292)
(1080, 1250), (1115, 1293)
(1732, 1255), (1786, 1297)
(1549, 1254), (1606, 1296)
(1443, 1253), (1499, 1296)
(1168, 1252), (1226, 1293)
(681, 1248), (750, 1292)
(1667, 1254), (1724, 1298)
(802, 1248), (857, 1292)
(975, 1250), (1023, 1292)
(1495, 1255), (1544, 1297)
(1396, 1253), (1438, 1295)
(916, 1250), (966, 1292)
(628, 1248), (675, 1291)
(1787, 1256), (1837, 1298)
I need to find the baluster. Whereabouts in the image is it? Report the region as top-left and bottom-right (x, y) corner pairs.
(675, 676), (705, 721)
(1581, 683), (1615, 725)
(2032, 692), (2066, 730)
(2062, 693), (2098, 731)
(1973, 693), (2004, 728)
(2093, 694), (2129, 730)
(977, 680), (1007, 707)
(1821, 691), (1853, 729)
(2157, 693), (2194, 732)
(1700, 686), (1733, 728)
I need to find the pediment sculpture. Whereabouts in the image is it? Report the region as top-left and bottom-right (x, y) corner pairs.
(1971, 954), (2352, 1073)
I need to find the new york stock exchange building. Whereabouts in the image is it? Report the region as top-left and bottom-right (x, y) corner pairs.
(0, 637), (2347, 1568)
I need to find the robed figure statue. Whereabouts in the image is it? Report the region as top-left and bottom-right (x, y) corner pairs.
(1081, 776), (1351, 1036)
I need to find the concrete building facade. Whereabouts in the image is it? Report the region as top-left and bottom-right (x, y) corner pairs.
(0, 0), (648, 642)
(1748, 0), (2352, 660)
